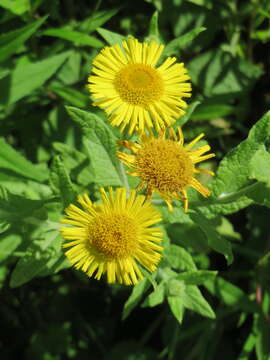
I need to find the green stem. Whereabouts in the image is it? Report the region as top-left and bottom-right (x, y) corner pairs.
(191, 181), (259, 208)
(140, 312), (164, 347)
(168, 324), (180, 360)
(214, 182), (259, 204)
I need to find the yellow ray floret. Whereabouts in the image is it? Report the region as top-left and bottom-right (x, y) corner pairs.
(88, 38), (191, 135)
(59, 188), (163, 285)
(117, 128), (215, 212)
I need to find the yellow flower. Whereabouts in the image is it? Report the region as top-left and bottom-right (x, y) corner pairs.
(88, 37), (191, 135)
(60, 187), (163, 285)
(117, 128), (215, 212)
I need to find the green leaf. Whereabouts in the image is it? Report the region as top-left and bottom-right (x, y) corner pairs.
(52, 142), (94, 186)
(0, 233), (21, 261)
(248, 110), (270, 143)
(142, 282), (165, 307)
(164, 27), (206, 56)
(0, 185), (47, 223)
(40, 254), (70, 275)
(205, 277), (258, 313)
(0, 17), (46, 63)
(167, 221), (210, 254)
(43, 28), (104, 48)
(0, 68), (9, 80)
(237, 331), (256, 360)
(0, 51), (70, 105)
(10, 230), (62, 288)
(186, 0), (213, 8)
(80, 8), (120, 34)
(167, 296), (184, 324)
(191, 212), (233, 264)
(216, 216), (241, 242)
(84, 136), (123, 185)
(188, 47), (262, 97)
(247, 182), (270, 208)
(148, 11), (160, 41)
(249, 147), (270, 186)
(50, 155), (76, 208)
(177, 100), (201, 126)
(196, 110), (270, 216)
(145, 0), (162, 11)
(52, 87), (89, 107)
(252, 28), (270, 42)
(176, 270), (218, 285)
(0, 138), (47, 182)
(254, 314), (270, 360)
(167, 278), (186, 296)
(66, 107), (122, 187)
(158, 203), (193, 224)
(96, 27), (125, 45)
(168, 280), (215, 319)
(138, 265), (158, 291)
(258, 9), (270, 20)
(0, 222), (9, 234)
(191, 103), (235, 121)
(122, 279), (151, 320)
(57, 50), (81, 85)
(182, 285), (215, 319)
(0, 171), (50, 199)
(0, 0), (30, 15)
(164, 244), (197, 271)
(256, 252), (270, 287)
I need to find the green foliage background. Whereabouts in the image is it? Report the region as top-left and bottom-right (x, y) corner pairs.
(0, 0), (270, 359)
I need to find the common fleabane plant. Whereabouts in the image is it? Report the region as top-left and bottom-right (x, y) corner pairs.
(1, 30), (270, 331)
(59, 37), (214, 286)
(2, 1), (270, 357)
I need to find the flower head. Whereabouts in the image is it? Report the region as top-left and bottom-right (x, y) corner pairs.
(88, 38), (191, 135)
(117, 128), (215, 212)
(60, 187), (163, 285)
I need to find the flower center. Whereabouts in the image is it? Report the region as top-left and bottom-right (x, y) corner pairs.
(114, 64), (164, 107)
(89, 213), (138, 259)
(135, 139), (194, 193)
